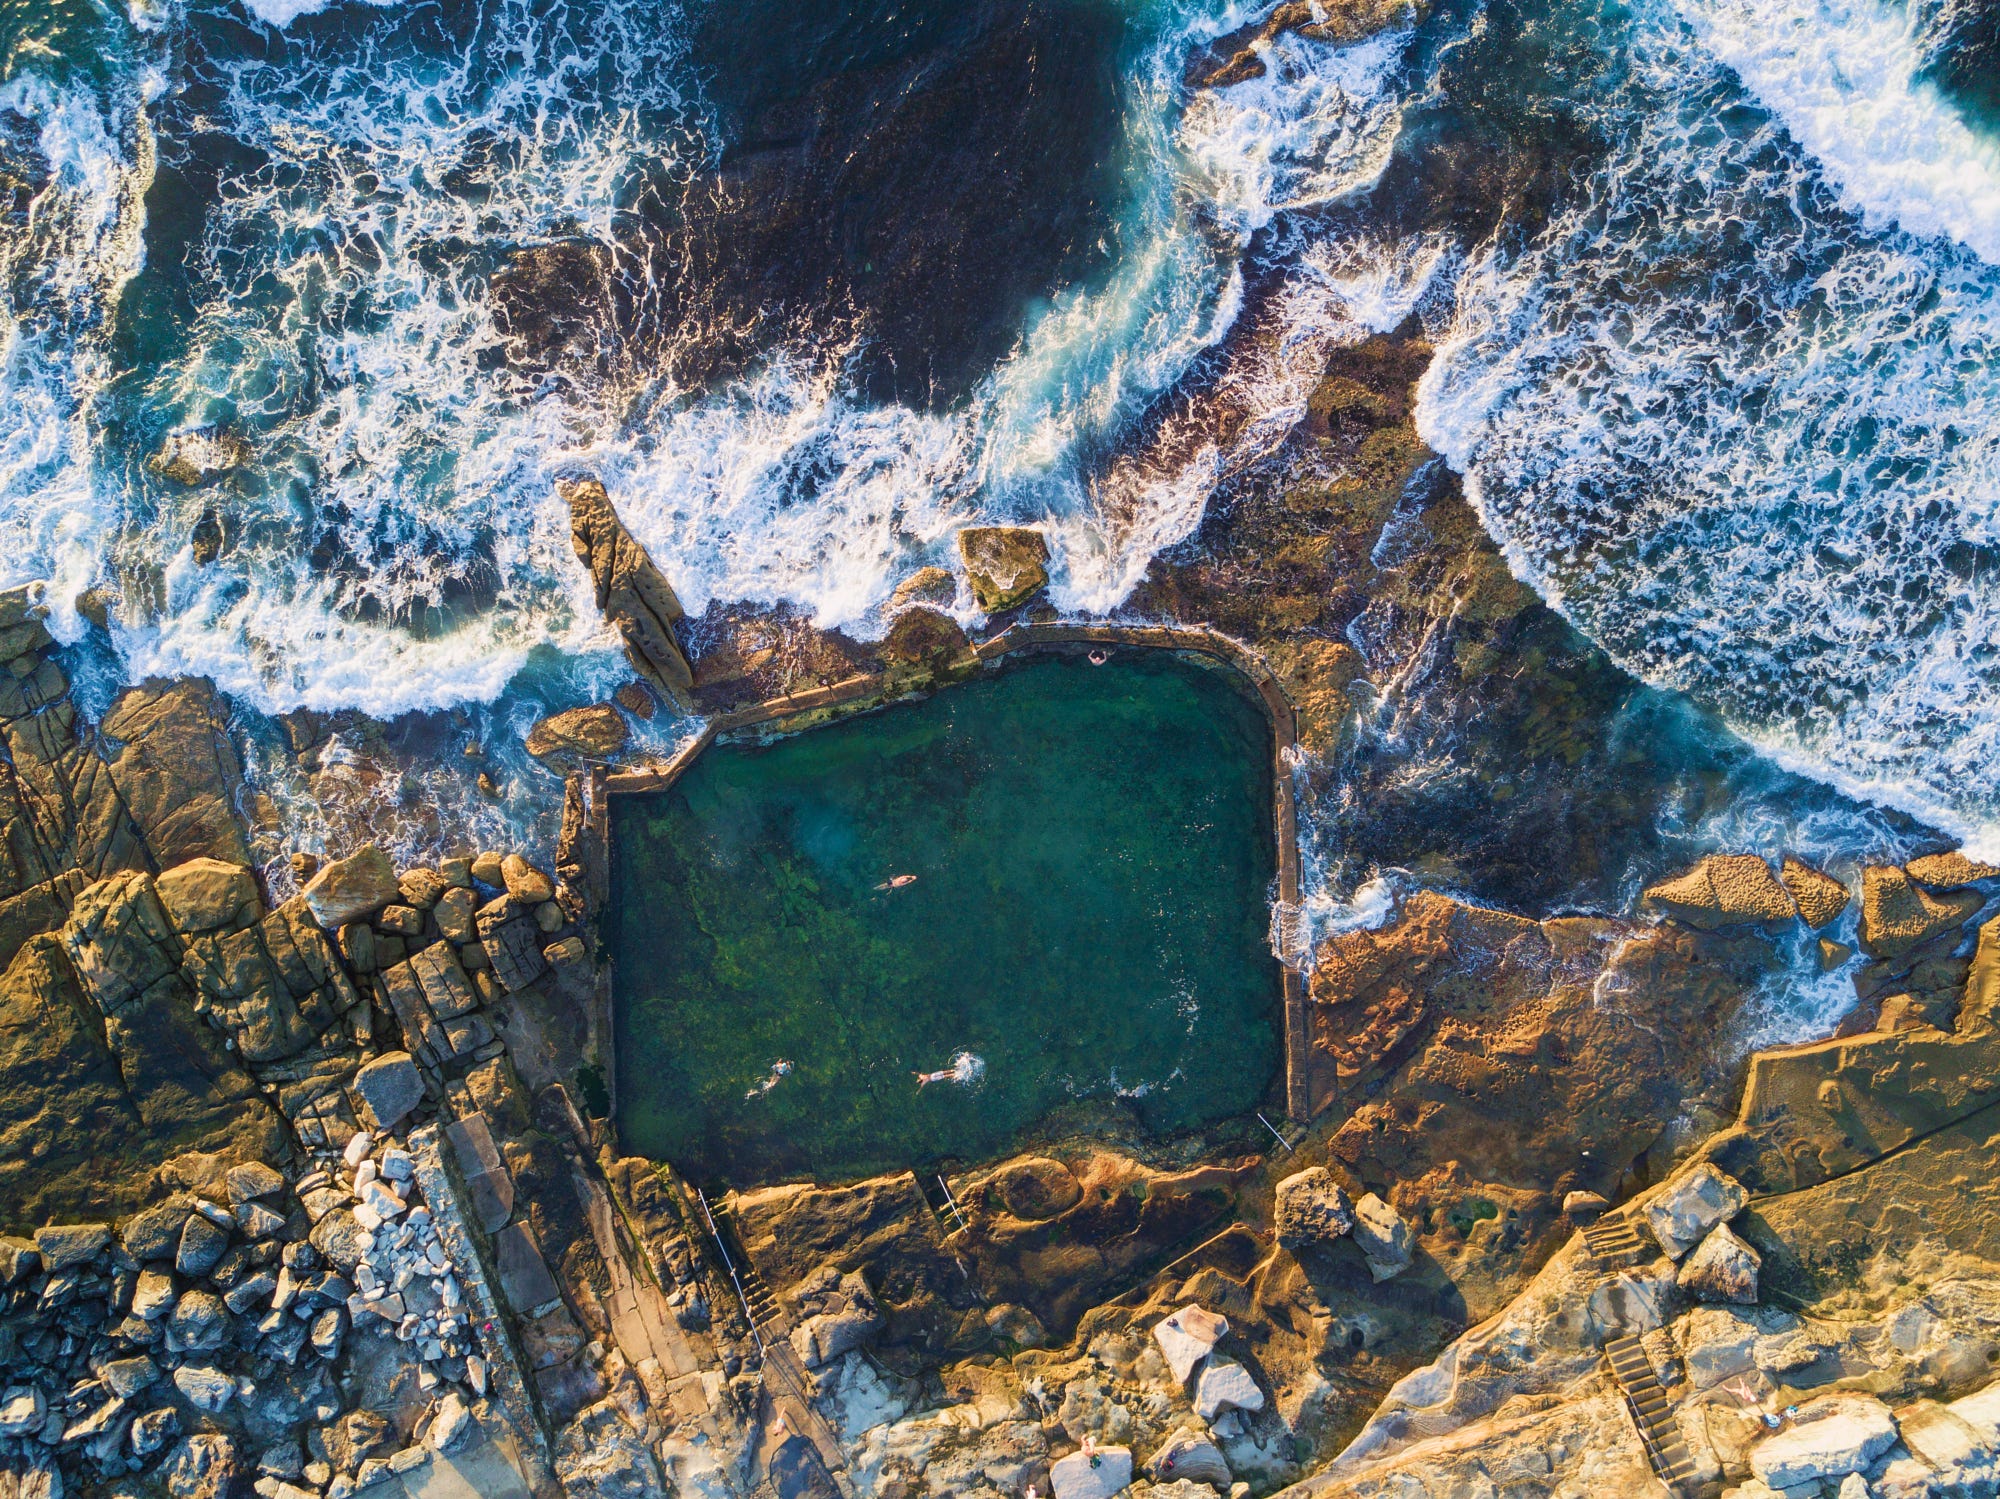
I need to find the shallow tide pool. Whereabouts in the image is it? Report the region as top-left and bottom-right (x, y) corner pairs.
(608, 651), (1282, 1185)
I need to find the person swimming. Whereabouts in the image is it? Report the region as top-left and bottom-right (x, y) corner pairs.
(745, 1060), (794, 1100)
(873, 873), (917, 891)
(915, 1051), (985, 1088)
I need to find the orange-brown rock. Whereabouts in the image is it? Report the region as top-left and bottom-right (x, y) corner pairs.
(1644, 853), (1797, 929)
(1906, 850), (2000, 889)
(561, 476), (693, 696)
(524, 704), (629, 768)
(957, 527), (1050, 614)
(1186, 0), (1424, 88)
(1781, 856), (1851, 929)
(1858, 864), (1982, 961)
(1310, 893), (1776, 1199)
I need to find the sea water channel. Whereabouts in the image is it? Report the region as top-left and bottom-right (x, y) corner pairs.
(607, 651), (1283, 1185)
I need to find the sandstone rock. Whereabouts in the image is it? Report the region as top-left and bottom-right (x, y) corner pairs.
(562, 476), (693, 695)
(957, 527), (1049, 614)
(1748, 1393), (1898, 1488)
(226, 1160), (285, 1203)
(614, 681), (656, 719)
(1906, 851), (2000, 889)
(1781, 857), (1852, 929)
(34, 1221), (108, 1268)
(425, 1392), (474, 1453)
(1645, 1163), (1747, 1260)
(1893, 1399), (1987, 1471)
(1858, 865), (1982, 960)
(1353, 1192), (1413, 1280)
(1644, 854), (1797, 928)
(1154, 1305), (1229, 1384)
(1563, 1190), (1610, 1219)
(162, 1432), (239, 1498)
(500, 854), (555, 904)
(1678, 1222), (1760, 1304)
(353, 1051), (424, 1131)
(434, 887), (477, 943)
(155, 858), (262, 936)
(1274, 1167), (1354, 1249)
(1194, 1361), (1265, 1421)
(1149, 1431), (1231, 1488)
(470, 851), (505, 887)
(891, 566), (957, 608)
(1050, 1445), (1132, 1499)
(302, 846), (399, 929)
(525, 704), (629, 767)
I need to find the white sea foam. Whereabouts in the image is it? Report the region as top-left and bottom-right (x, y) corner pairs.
(1674, 0), (2000, 264)
(1417, 0), (2000, 850)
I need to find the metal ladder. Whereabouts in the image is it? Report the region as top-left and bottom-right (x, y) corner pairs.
(1603, 1335), (1700, 1495)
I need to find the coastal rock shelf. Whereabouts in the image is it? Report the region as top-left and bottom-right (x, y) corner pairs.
(606, 650), (1285, 1185)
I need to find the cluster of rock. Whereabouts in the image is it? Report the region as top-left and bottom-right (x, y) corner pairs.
(0, 1139), (480, 1499)
(1272, 1169), (1413, 1282)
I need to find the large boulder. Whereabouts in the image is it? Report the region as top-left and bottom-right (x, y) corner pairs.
(1153, 1305), (1228, 1384)
(1644, 854), (1797, 929)
(1148, 1431), (1231, 1488)
(957, 527), (1049, 613)
(1780, 857), (1851, 929)
(524, 704), (629, 769)
(562, 477), (693, 696)
(1352, 1192), (1413, 1280)
(1049, 1445), (1132, 1499)
(1274, 1167), (1354, 1250)
(1906, 851), (2000, 889)
(161, 1432), (239, 1499)
(1644, 1163), (1747, 1260)
(353, 1051), (425, 1132)
(301, 845), (399, 929)
(1858, 865), (1982, 960)
(1194, 1361), (1265, 1421)
(154, 858), (262, 937)
(1677, 1222), (1760, 1304)
(1748, 1394), (1899, 1489)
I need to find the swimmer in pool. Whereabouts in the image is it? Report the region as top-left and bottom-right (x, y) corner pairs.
(1087, 649), (1110, 665)
(874, 874), (917, 891)
(745, 1060), (794, 1100)
(915, 1051), (985, 1088)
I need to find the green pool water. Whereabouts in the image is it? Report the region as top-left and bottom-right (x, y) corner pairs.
(608, 651), (1283, 1186)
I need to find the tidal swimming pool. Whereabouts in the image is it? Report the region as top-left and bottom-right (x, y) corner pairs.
(608, 651), (1282, 1185)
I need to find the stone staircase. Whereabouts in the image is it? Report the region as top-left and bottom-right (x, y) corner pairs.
(1602, 1334), (1700, 1497)
(1582, 1213), (1654, 1267)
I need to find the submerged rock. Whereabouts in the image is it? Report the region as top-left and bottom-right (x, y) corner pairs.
(149, 427), (250, 487)
(957, 527), (1049, 614)
(525, 703), (629, 768)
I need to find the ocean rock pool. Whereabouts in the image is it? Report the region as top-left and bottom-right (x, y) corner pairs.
(608, 651), (1282, 1185)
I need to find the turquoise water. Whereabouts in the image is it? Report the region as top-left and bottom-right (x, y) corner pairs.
(608, 652), (1282, 1185)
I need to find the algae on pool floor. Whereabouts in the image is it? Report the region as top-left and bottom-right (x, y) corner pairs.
(608, 651), (1282, 1185)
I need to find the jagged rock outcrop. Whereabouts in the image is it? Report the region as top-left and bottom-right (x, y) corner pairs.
(1644, 853), (1798, 928)
(560, 476), (693, 696)
(524, 703), (629, 768)
(957, 527), (1050, 614)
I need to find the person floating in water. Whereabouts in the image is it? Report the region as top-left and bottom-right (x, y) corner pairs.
(915, 1051), (985, 1088)
(1087, 648), (1110, 666)
(745, 1060), (794, 1100)
(874, 873), (917, 891)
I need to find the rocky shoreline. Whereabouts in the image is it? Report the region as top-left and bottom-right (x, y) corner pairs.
(0, 74), (1990, 1499)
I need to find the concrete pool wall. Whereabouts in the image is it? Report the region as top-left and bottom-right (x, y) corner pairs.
(567, 618), (1311, 1156)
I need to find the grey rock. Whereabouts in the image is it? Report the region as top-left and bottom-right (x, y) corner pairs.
(1749, 1393), (1899, 1488)
(309, 1210), (366, 1273)
(167, 1289), (230, 1352)
(425, 1392), (474, 1453)
(101, 1357), (158, 1399)
(34, 1222), (110, 1269)
(1678, 1223), (1761, 1304)
(1353, 1193), (1414, 1280)
(1645, 1163), (1748, 1260)
(130, 1404), (180, 1456)
(0, 1235), (40, 1283)
(171, 1365), (236, 1413)
(120, 1199), (192, 1262)
(1274, 1168), (1354, 1249)
(162, 1432), (239, 1499)
(133, 1267), (175, 1320)
(1150, 1431), (1232, 1488)
(176, 1214), (229, 1277)
(1194, 1361), (1265, 1421)
(353, 1051), (425, 1131)
(0, 1385), (48, 1435)
(1049, 1445), (1133, 1499)
(225, 1161), (286, 1204)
